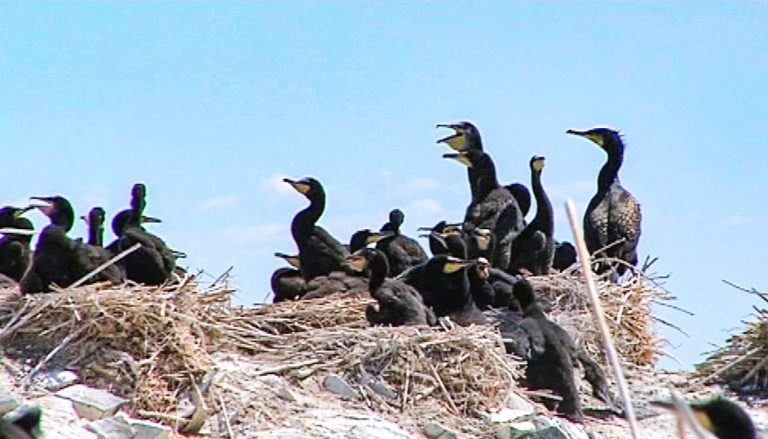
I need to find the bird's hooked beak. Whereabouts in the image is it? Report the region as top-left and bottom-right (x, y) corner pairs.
(442, 152), (473, 168)
(566, 128), (604, 147)
(12, 206), (34, 218)
(366, 231), (394, 244)
(79, 214), (89, 226)
(344, 251), (369, 272)
(274, 252), (301, 269)
(436, 123), (468, 151)
(442, 257), (472, 274)
(29, 197), (54, 216)
(140, 215), (162, 224)
(473, 229), (492, 251)
(283, 178), (312, 195)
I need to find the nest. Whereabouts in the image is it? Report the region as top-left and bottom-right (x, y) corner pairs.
(0, 264), (674, 435)
(694, 282), (768, 393)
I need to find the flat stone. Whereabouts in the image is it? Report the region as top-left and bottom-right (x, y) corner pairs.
(33, 395), (98, 439)
(522, 426), (568, 439)
(56, 385), (126, 421)
(86, 415), (135, 439)
(128, 417), (172, 439)
(360, 373), (397, 400)
(423, 422), (458, 439)
(0, 389), (20, 415)
(323, 374), (359, 399)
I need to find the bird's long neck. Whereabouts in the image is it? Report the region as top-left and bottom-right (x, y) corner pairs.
(597, 145), (624, 192)
(368, 251), (389, 291)
(474, 156), (500, 198)
(524, 301), (546, 319)
(88, 223), (103, 246)
(52, 208), (75, 233)
(529, 170), (553, 235)
(291, 194), (325, 241)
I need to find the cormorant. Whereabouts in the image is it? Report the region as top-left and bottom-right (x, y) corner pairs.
(507, 280), (615, 422)
(20, 196), (123, 294)
(652, 397), (756, 439)
(0, 206), (34, 282)
(284, 177), (349, 281)
(109, 184), (177, 285)
(468, 257), (495, 310)
(508, 156), (555, 276)
(375, 209), (428, 276)
(417, 221), (466, 258)
(437, 121), (485, 200)
(504, 183), (532, 218)
(346, 248), (436, 326)
(401, 255), (486, 326)
(349, 229), (393, 253)
(567, 128), (642, 278)
(271, 252), (306, 303)
(552, 241), (577, 271)
(80, 207), (107, 247)
(443, 149), (524, 269)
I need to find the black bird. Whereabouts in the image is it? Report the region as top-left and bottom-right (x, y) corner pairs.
(468, 257), (496, 310)
(504, 183), (532, 218)
(417, 221), (467, 259)
(507, 280), (615, 422)
(0, 405), (42, 439)
(567, 128), (642, 278)
(437, 121), (485, 199)
(652, 397), (756, 439)
(271, 252), (306, 303)
(20, 196), (123, 294)
(0, 206), (34, 282)
(401, 255), (486, 326)
(300, 229), (391, 300)
(552, 241), (577, 271)
(443, 149), (524, 269)
(80, 207), (107, 247)
(376, 209), (428, 276)
(508, 156), (555, 276)
(109, 184), (177, 285)
(346, 248), (435, 326)
(284, 177), (349, 281)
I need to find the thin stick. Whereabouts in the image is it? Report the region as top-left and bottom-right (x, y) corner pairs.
(218, 393), (235, 439)
(23, 326), (85, 387)
(669, 390), (715, 438)
(66, 243), (142, 290)
(565, 199), (639, 438)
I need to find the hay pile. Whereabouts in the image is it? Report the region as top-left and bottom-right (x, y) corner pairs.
(695, 282), (768, 393)
(0, 266), (673, 434)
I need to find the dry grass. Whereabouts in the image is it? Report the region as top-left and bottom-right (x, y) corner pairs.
(0, 265), (674, 434)
(694, 282), (768, 392)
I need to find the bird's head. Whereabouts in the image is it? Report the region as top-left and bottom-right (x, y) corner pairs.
(566, 127), (623, 154)
(530, 155), (546, 172)
(436, 121), (482, 151)
(283, 177), (323, 200)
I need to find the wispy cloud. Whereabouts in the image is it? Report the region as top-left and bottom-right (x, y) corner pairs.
(224, 223), (286, 243)
(200, 195), (239, 211)
(405, 197), (443, 216)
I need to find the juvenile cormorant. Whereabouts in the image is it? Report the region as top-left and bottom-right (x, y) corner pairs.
(346, 248), (436, 326)
(20, 196), (123, 294)
(271, 252), (306, 303)
(401, 255), (486, 326)
(507, 280), (615, 421)
(443, 149), (524, 269)
(552, 241), (577, 271)
(652, 397), (756, 439)
(0, 206), (34, 282)
(109, 184), (177, 285)
(567, 128), (642, 278)
(284, 177), (349, 281)
(508, 156), (555, 275)
(376, 209), (428, 276)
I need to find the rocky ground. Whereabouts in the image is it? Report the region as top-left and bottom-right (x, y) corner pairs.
(3, 348), (768, 439)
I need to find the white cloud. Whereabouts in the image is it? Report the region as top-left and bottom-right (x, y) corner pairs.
(200, 195), (239, 211)
(405, 197), (443, 216)
(224, 223), (286, 243)
(260, 174), (295, 195)
(399, 176), (441, 192)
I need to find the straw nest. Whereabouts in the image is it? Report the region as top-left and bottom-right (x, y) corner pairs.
(694, 282), (768, 394)
(0, 263), (673, 433)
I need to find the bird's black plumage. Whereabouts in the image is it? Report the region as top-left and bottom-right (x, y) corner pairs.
(271, 253), (306, 302)
(0, 405), (41, 439)
(418, 221), (467, 259)
(284, 177), (349, 281)
(20, 197), (123, 294)
(567, 128), (641, 279)
(376, 209), (427, 276)
(0, 206), (34, 282)
(108, 184), (177, 285)
(507, 279), (615, 421)
(347, 248), (435, 326)
(505, 183), (532, 219)
(437, 121), (484, 199)
(443, 149), (524, 269)
(552, 241), (577, 271)
(508, 156), (555, 275)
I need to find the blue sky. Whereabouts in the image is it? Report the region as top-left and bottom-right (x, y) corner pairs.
(1, 3), (766, 369)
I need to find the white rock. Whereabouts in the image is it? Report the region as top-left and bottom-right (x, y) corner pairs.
(56, 385), (126, 421)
